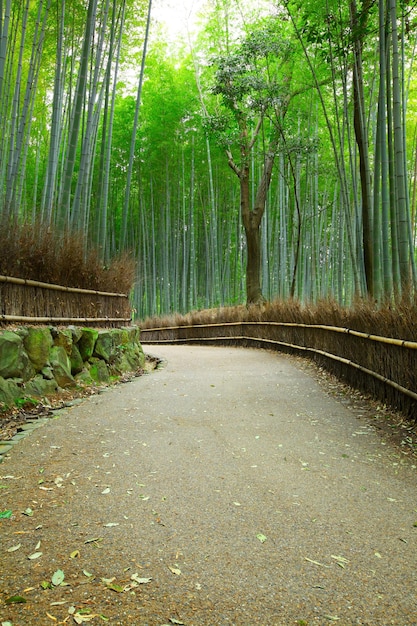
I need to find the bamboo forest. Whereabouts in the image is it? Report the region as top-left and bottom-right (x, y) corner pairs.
(1, 0), (416, 317)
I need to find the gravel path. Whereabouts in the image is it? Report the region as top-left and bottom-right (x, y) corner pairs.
(0, 344), (416, 626)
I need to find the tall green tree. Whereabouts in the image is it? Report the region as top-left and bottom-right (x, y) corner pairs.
(207, 20), (298, 303)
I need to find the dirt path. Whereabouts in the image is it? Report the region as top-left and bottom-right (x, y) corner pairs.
(0, 344), (416, 626)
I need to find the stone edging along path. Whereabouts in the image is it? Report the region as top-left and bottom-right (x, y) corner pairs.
(0, 400), (85, 463)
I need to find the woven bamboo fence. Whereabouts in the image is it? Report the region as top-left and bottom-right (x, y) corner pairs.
(0, 275), (131, 327)
(140, 321), (417, 419)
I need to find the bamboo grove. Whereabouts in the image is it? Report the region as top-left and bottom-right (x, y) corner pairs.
(0, 0), (416, 317)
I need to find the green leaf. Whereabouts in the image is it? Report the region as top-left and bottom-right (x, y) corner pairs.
(41, 580), (53, 589)
(256, 533), (267, 543)
(106, 583), (124, 593)
(28, 551), (43, 560)
(22, 508), (33, 517)
(0, 509), (12, 519)
(5, 595), (27, 604)
(52, 569), (65, 586)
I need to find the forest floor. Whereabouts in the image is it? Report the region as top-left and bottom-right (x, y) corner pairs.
(0, 344), (416, 626)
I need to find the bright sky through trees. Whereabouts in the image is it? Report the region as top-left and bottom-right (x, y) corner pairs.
(151, 0), (204, 43)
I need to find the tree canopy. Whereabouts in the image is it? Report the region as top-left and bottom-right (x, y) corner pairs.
(0, 0), (416, 315)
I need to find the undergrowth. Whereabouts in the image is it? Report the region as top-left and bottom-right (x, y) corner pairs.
(140, 296), (417, 343)
(0, 219), (135, 294)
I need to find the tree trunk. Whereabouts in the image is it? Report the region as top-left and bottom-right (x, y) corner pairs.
(244, 219), (263, 304)
(121, 0), (152, 249)
(350, 0), (374, 296)
(238, 143), (276, 305)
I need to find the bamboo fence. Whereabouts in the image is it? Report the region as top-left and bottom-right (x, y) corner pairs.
(140, 321), (417, 418)
(0, 275), (132, 326)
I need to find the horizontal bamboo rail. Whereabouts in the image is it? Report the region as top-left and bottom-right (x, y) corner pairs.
(140, 321), (417, 350)
(0, 274), (128, 298)
(140, 321), (417, 415)
(0, 315), (132, 324)
(0, 274), (131, 325)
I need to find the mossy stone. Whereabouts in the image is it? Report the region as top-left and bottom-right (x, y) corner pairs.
(88, 358), (110, 383)
(24, 375), (58, 397)
(74, 368), (94, 385)
(70, 344), (84, 374)
(0, 331), (34, 380)
(93, 331), (114, 362)
(77, 329), (99, 361)
(0, 376), (21, 405)
(23, 328), (53, 372)
(52, 328), (73, 355)
(50, 346), (75, 388)
(122, 326), (141, 344)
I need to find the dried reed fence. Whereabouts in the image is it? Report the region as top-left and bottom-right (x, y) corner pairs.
(140, 321), (417, 420)
(0, 275), (131, 327)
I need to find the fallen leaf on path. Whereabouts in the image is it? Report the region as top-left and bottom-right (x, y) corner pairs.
(41, 581), (53, 589)
(73, 614), (99, 624)
(104, 523), (119, 527)
(84, 537), (102, 545)
(331, 555), (349, 568)
(101, 488), (110, 494)
(7, 543), (21, 552)
(70, 550), (80, 558)
(5, 595), (27, 604)
(51, 569), (65, 586)
(107, 583), (124, 592)
(256, 533), (267, 543)
(131, 573), (152, 584)
(305, 557), (330, 568)
(168, 566), (181, 576)
(28, 551), (43, 560)
(0, 509), (12, 519)
(46, 612), (57, 621)
(22, 508), (33, 517)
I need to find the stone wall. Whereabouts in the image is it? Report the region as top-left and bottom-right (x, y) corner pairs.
(0, 326), (145, 410)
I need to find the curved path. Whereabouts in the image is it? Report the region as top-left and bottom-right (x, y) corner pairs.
(0, 345), (416, 625)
